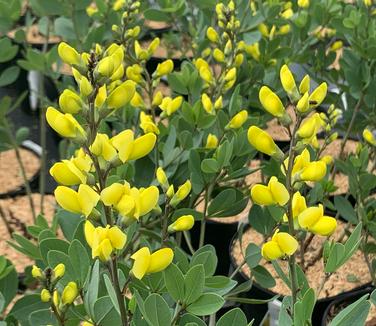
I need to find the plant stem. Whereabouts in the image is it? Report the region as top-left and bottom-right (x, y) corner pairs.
(199, 186), (211, 248)
(183, 231), (195, 255)
(0, 204), (13, 236)
(110, 258), (128, 326)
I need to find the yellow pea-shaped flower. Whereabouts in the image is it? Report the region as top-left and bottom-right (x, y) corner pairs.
(309, 216), (337, 236)
(41, 289), (51, 302)
(168, 215), (195, 232)
(147, 248), (174, 274)
(32, 265), (43, 278)
(128, 133), (157, 161)
(251, 184), (275, 206)
(170, 180), (191, 207)
(138, 186), (159, 217)
(152, 91), (163, 107)
(247, 126), (283, 160)
(280, 65), (297, 97)
(58, 42), (80, 66)
(46, 107), (85, 139)
(79, 77), (93, 97)
(156, 59), (174, 77)
(296, 92), (309, 113)
(298, 0), (310, 8)
(227, 110), (248, 129)
(201, 93), (214, 114)
(261, 241), (284, 260)
(308, 82), (327, 108)
(107, 80), (136, 109)
(54, 263), (65, 278)
(205, 133), (218, 149)
(298, 205), (323, 229)
(156, 167), (168, 188)
(62, 282), (78, 305)
(299, 161), (327, 182)
(214, 96), (223, 110)
(262, 231), (298, 260)
(213, 49), (225, 62)
(251, 176), (289, 206)
(49, 160), (87, 186)
(59, 89), (82, 114)
(206, 27), (219, 43)
(107, 226), (127, 249)
(259, 86), (285, 118)
(363, 129), (376, 146)
(297, 113), (322, 139)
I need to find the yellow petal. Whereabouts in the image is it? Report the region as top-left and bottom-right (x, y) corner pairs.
(108, 226), (127, 249)
(128, 133), (157, 161)
(49, 162), (82, 186)
(147, 248), (174, 274)
(280, 65), (297, 96)
(116, 194), (136, 217)
(259, 86), (285, 117)
(139, 186), (159, 216)
(300, 161), (327, 182)
(84, 221), (96, 248)
(298, 205), (323, 229)
(250, 184), (275, 206)
(299, 75), (310, 94)
(268, 176), (289, 206)
(247, 126), (281, 158)
(310, 216), (337, 236)
(54, 186), (81, 214)
(131, 247), (151, 280)
(168, 215), (194, 232)
(107, 80), (136, 109)
(77, 185), (100, 217)
(273, 232), (298, 255)
(58, 42), (80, 65)
(111, 130), (134, 163)
(309, 82), (327, 108)
(101, 183), (125, 206)
(261, 241), (283, 260)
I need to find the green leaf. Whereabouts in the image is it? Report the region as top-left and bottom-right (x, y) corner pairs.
(69, 239), (90, 287)
(186, 293), (224, 316)
(190, 250), (217, 277)
(226, 295), (279, 304)
(184, 265), (205, 305)
(103, 274), (120, 316)
(85, 260), (100, 319)
(0, 38), (18, 63)
(0, 265), (17, 309)
(168, 73), (188, 94)
(216, 308), (247, 326)
(334, 196), (357, 223)
(29, 308), (57, 325)
(40, 238), (70, 264)
(9, 233), (41, 260)
(94, 296), (121, 325)
(143, 293), (172, 326)
(229, 85), (241, 116)
(10, 294), (49, 326)
(201, 158), (220, 174)
(245, 243), (261, 269)
(163, 263), (185, 302)
(0, 66), (19, 87)
(144, 8), (171, 22)
(252, 266), (276, 288)
(329, 294), (370, 326)
(179, 313), (206, 326)
(204, 276), (237, 296)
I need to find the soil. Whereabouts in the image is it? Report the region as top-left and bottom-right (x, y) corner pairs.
(0, 194), (55, 272)
(245, 160), (262, 187)
(319, 139), (358, 159)
(231, 221), (372, 300)
(265, 118), (290, 142)
(0, 148), (40, 195)
(8, 24), (61, 45)
(52, 62), (72, 76)
(144, 19), (171, 30)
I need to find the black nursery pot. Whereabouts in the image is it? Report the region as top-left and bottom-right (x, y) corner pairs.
(229, 228), (373, 325)
(321, 285), (374, 326)
(183, 219), (239, 276)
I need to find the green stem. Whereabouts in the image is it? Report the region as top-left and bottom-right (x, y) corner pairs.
(110, 258), (128, 326)
(199, 186), (211, 248)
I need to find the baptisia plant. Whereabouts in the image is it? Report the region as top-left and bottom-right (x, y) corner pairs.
(245, 65), (363, 324)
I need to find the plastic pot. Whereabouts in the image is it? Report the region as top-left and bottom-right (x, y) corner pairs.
(229, 227), (373, 325)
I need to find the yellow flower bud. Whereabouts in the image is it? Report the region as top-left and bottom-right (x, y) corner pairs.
(281, 8), (293, 19)
(80, 77), (93, 97)
(298, 0), (309, 8)
(53, 263), (65, 278)
(299, 75), (310, 94)
(213, 49), (225, 62)
(86, 6), (98, 16)
(296, 92), (309, 113)
(53, 290), (59, 308)
(171, 180), (191, 207)
(309, 82), (327, 108)
(131, 247), (174, 280)
(247, 126), (283, 159)
(227, 110), (248, 129)
(156, 167), (168, 188)
(166, 185), (175, 198)
(156, 59), (174, 77)
(58, 42), (80, 66)
(245, 43), (260, 61)
(62, 282), (78, 305)
(205, 133), (218, 149)
(59, 89), (82, 114)
(148, 38), (160, 56)
(107, 80), (136, 109)
(330, 41), (343, 52)
(46, 107), (85, 139)
(126, 64), (143, 83)
(206, 27), (219, 43)
(297, 113), (323, 139)
(134, 41), (148, 60)
(152, 91), (163, 107)
(32, 265), (43, 278)
(54, 184), (100, 217)
(224, 67), (236, 81)
(168, 215), (194, 232)
(201, 93), (213, 114)
(159, 96), (183, 116)
(41, 289), (51, 302)
(363, 129), (376, 146)
(278, 24), (290, 35)
(298, 160), (326, 182)
(280, 65), (297, 97)
(251, 176), (289, 206)
(320, 155), (333, 165)
(113, 0), (125, 10)
(262, 231), (298, 260)
(214, 96), (223, 110)
(259, 86), (285, 118)
(110, 64), (124, 81)
(258, 23), (269, 38)
(235, 53), (244, 67)
(202, 47), (211, 58)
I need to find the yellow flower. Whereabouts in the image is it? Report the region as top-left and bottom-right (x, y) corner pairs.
(363, 129), (376, 146)
(296, 92), (309, 113)
(140, 112), (159, 135)
(299, 75), (310, 94)
(227, 110), (248, 129)
(79, 76), (93, 97)
(107, 80), (136, 109)
(54, 184), (100, 217)
(134, 41), (149, 60)
(278, 24), (290, 35)
(126, 64), (143, 83)
(170, 180), (191, 207)
(298, 205), (336, 236)
(299, 161), (327, 182)
(59, 89), (82, 114)
(152, 91), (163, 107)
(330, 41), (343, 52)
(113, 0), (125, 10)
(168, 215), (195, 232)
(53, 290), (59, 308)
(214, 96), (223, 110)
(205, 133), (218, 149)
(54, 263), (65, 278)
(297, 113), (323, 139)
(213, 49), (225, 62)
(298, 0), (309, 8)
(156, 167), (168, 189)
(308, 82), (327, 109)
(280, 65), (297, 97)
(32, 265), (43, 278)
(101, 183), (159, 221)
(320, 155), (333, 165)
(251, 176), (289, 206)
(130, 92), (145, 109)
(159, 96), (183, 116)
(247, 126), (283, 159)
(235, 53), (244, 67)
(50, 158), (88, 186)
(155, 59), (174, 77)
(131, 247), (174, 280)
(58, 42), (80, 66)
(201, 93), (213, 114)
(41, 289), (51, 302)
(97, 46), (124, 77)
(309, 216), (337, 236)
(259, 86), (285, 118)
(62, 282), (78, 305)
(245, 43), (260, 61)
(166, 185), (174, 198)
(46, 107), (85, 140)
(206, 27), (219, 43)
(283, 191), (307, 222)
(127, 133), (157, 161)
(261, 230), (298, 260)
(224, 68), (236, 82)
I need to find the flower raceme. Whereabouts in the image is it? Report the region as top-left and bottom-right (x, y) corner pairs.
(84, 221), (127, 261)
(168, 215), (195, 232)
(261, 230), (298, 260)
(54, 184), (100, 217)
(100, 182), (159, 222)
(251, 176), (289, 206)
(131, 247), (174, 280)
(298, 205), (337, 236)
(247, 126), (284, 160)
